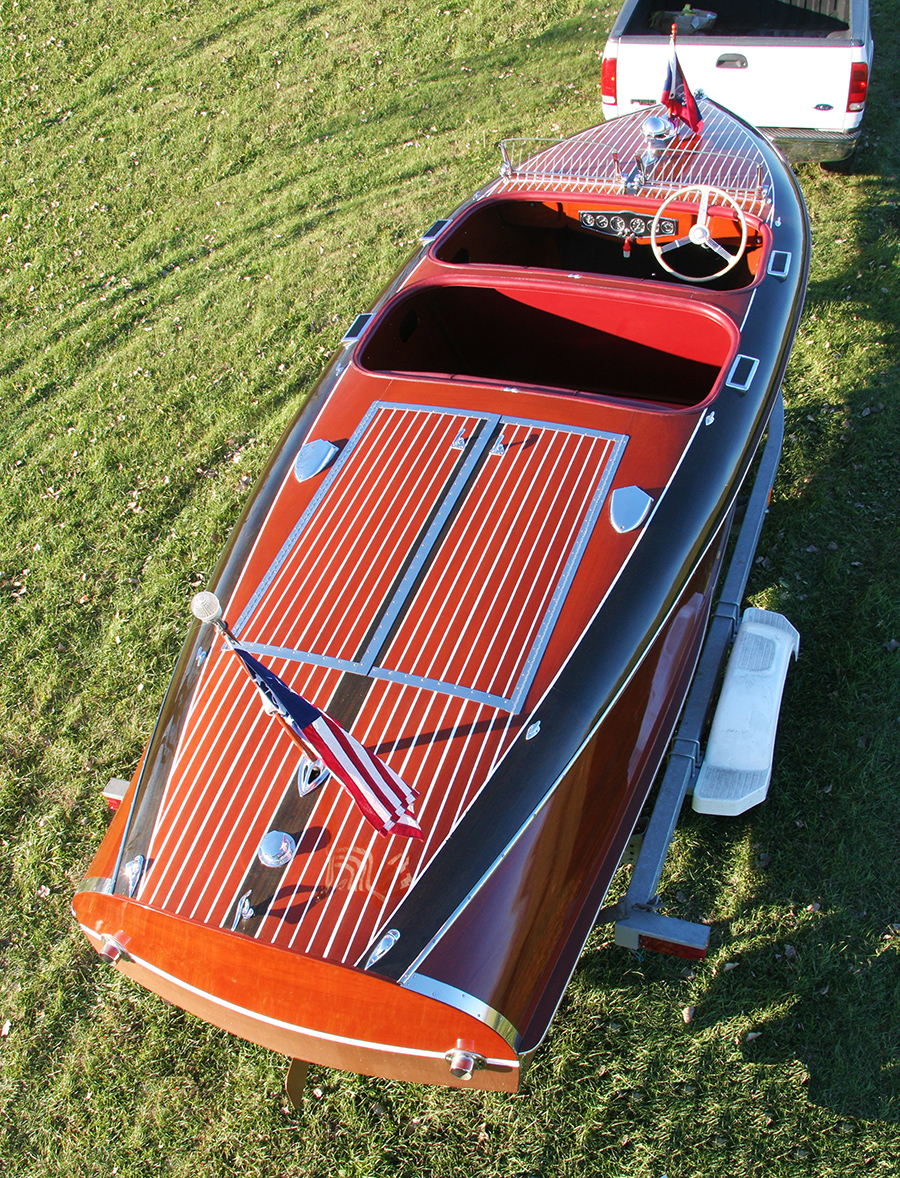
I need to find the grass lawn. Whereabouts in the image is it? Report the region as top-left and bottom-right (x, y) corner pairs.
(1, 0), (898, 1174)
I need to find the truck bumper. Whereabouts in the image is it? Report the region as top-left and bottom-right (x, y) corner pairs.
(761, 125), (861, 164)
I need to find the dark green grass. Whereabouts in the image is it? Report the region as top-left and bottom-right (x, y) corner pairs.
(1, 0), (899, 1174)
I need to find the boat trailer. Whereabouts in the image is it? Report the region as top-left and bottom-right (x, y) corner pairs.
(603, 391), (799, 959)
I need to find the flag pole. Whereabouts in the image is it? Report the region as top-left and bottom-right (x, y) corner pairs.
(190, 593), (422, 838)
(670, 22), (683, 143)
(190, 591), (321, 762)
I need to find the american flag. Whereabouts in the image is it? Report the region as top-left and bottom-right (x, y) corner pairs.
(225, 638), (423, 840)
(661, 28), (703, 135)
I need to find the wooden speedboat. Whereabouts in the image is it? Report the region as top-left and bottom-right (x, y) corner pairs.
(74, 94), (808, 1093)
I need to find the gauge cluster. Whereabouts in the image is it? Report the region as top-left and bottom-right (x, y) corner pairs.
(579, 210), (678, 239)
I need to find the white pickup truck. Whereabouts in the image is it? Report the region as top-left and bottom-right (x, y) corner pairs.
(600, 0), (873, 163)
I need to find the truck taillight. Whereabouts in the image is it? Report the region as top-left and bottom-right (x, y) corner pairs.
(601, 55), (617, 105)
(847, 61), (868, 112)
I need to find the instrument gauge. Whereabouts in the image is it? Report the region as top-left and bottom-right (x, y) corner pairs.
(610, 215), (627, 236)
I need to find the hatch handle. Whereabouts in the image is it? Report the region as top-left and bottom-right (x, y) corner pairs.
(717, 53), (747, 69)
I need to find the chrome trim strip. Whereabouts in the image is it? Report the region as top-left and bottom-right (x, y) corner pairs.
(739, 287), (758, 333)
(235, 642), (514, 708)
(75, 876), (114, 896)
(404, 973), (519, 1051)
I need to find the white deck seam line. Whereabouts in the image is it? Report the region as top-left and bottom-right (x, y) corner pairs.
(267, 407), (423, 653)
(283, 410), (453, 654)
(425, 426), (584, 689)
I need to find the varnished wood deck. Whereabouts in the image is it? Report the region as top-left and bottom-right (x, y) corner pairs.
(136, 395), (677, 964)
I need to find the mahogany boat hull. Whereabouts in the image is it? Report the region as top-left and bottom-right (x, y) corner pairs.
(75, 97), (809, 1090)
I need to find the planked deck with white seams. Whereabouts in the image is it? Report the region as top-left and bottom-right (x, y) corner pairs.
(234, 403), (627, 710)
(137, 397), (647, 963)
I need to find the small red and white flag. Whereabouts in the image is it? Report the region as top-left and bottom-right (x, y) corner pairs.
(661, 27), (703, 135)
(225, 638), (423, 840)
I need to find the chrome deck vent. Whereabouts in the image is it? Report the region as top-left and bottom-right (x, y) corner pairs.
(609, 486), (654, 534)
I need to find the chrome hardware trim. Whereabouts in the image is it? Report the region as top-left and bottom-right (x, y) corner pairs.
(580, 209), (677, 239)
(364, 928), (401, 969)
(525, 721), (541, 740)
(297, 754), (330, 797)
(342, 313), (372, 342)
(122, 855), (144, 898)
(489, 434), (507, 457)
(767, 250), (791, 278)
(450, 428), (467, 450)
(705, 411), (716, 426)
(293, 439), (340, 482)
(445, 1046), (485, 1080)
(725, 354), (759, 392)
(404, 973), (519, 1050)
(716, 53), (748, 69)
(421, 218), (449, 243)
(231, 890), (255, 930)
(257, 830), (297, 868)
(620, 114), (677, 194)
(74, 876), (113, 896)
(195, 647), (208, 667)
(98, 932), (131, 964)
(609, 486), (654, 534)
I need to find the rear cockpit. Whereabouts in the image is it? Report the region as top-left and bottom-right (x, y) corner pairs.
(357, 275), (737, 408)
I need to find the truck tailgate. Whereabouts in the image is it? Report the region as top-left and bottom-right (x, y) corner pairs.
(616, 41), (852, 132)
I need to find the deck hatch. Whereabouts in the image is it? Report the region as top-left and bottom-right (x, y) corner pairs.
(235, 402), (627, 712)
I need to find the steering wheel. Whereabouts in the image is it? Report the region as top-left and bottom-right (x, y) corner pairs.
(650, 185), (748, 283)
